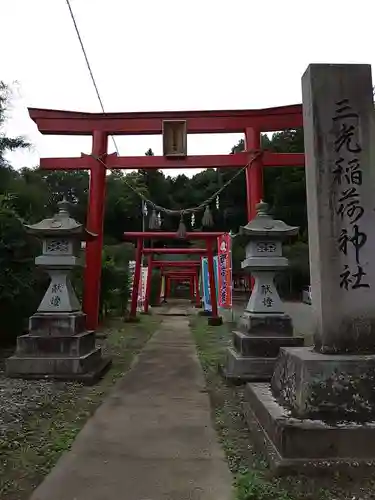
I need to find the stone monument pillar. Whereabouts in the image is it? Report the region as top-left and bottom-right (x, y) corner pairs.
(6, 199), (111, 384)
(243, 64), (375, 473)
(223, 201), (304, 381)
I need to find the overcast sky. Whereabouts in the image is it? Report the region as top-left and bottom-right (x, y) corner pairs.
(2, 0), (375, 177)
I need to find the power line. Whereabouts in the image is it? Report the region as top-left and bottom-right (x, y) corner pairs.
(65, 0), (119, 155)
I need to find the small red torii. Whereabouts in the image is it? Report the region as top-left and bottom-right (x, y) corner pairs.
(124, 231), (223, 325)
(153, 260), (201, 307)
(162, 271), (198, 306)
(29, 104), (305, 330)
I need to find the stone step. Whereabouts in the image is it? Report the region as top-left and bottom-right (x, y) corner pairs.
(223, 347), (277, 382)
(15, 331), (96, 357)
(232, 330), (304, 358)
(29, 311), (86, 336)
(6, 347), (103, 377)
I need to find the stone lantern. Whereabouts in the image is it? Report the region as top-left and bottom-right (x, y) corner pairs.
(223, 201), (304, 382)
(6, 199), (111, 383)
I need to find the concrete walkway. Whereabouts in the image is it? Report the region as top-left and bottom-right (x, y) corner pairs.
(30, 313), (232, 500)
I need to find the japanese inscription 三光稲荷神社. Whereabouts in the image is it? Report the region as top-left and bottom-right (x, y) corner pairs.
(332, 99), (369, 291)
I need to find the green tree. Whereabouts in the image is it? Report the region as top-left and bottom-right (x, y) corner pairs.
(0, 82), (30, 192)
(0, 83), (41, 342)
(0, 196), (43, 341)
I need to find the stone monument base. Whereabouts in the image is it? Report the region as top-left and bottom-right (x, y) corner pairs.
(242, 346), (375, 474)
(237, 311), (293, 335)
(222, 328), (304, 382)
(29, 311), (86, 336)
(223, 347), (277, 382)
(6, 330), (111, 385)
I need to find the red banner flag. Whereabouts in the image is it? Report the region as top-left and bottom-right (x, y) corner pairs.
(217, 233), (232, 308)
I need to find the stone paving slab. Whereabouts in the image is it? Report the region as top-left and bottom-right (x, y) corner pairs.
(30, 316), (232, 500)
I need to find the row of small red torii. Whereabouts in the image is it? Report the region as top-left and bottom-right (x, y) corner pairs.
(150, 259), (202, 308)
(126, 232), (224, 320)
(29, 105), (305, 330)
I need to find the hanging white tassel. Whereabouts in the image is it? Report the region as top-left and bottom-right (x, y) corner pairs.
(202, 205), (213, 227)
(176, 214), (187, 238)
(148, 209), (158, 229)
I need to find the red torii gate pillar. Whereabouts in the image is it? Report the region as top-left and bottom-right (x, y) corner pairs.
(245, 127), (262, 292)
(245, 128), (263, 220)
(84, 131), (108, 331)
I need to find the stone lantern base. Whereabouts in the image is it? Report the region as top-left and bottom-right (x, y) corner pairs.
(6, 311), (111, 385)
(222, 311), (304, 382)
(242, 346), (375, 474)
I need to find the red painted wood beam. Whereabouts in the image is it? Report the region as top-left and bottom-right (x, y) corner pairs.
(28, 104), (302, 135)
(105, 152), (304, 169)
(124, 232), (222, 240)
(143, 248), (206, 254)
(154, 261), (201, 267)
(39, 151), (304, 171)
(167, 276), (192, 279)
(164, 276), (196, 279)
(163, 270), (197, 274)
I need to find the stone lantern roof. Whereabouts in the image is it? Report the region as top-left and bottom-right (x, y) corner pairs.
(239, 201), (298, 239)
(25, 198), (97, 240)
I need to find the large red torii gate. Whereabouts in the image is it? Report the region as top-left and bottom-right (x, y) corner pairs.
(29, 104), (304, 331)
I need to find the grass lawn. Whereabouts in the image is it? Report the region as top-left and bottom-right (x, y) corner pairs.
(0, 315), (161, 500)
(189, 315), (375, 500)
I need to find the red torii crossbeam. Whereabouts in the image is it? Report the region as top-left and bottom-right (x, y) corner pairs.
(30, 105), (305, 331)
(154, 260), (201, 268)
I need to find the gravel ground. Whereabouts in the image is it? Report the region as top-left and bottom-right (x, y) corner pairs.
(0, 377), (70, 438)
(0, 349), (71, 441)
(0, 323), (126, 442)
(0, 316), (161, 500)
